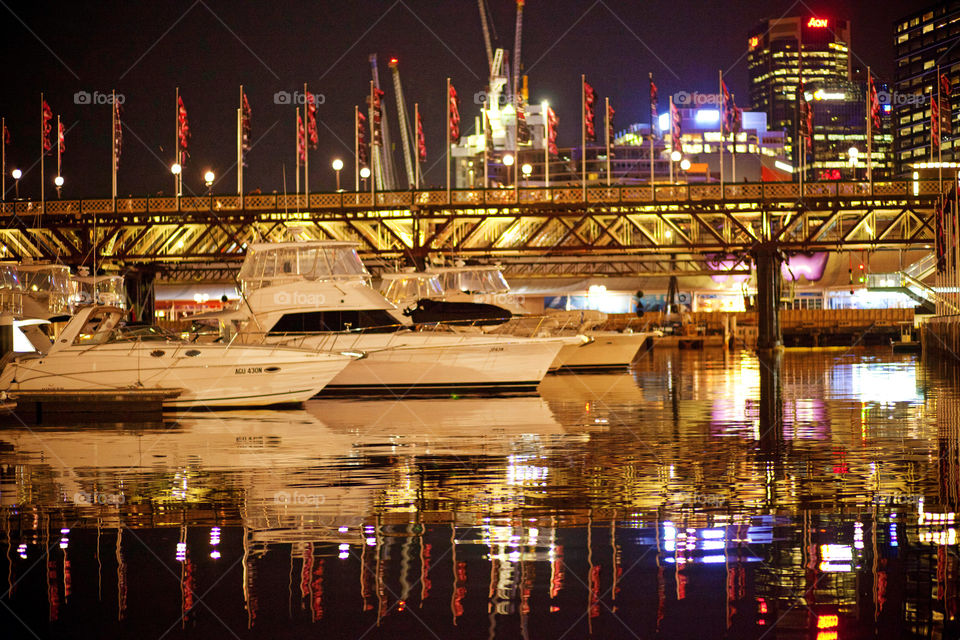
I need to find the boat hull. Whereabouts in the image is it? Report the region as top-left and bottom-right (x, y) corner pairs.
(0, 343), (352, 408)
(550, 332), (653, 371)
(274, 332), (567, 395)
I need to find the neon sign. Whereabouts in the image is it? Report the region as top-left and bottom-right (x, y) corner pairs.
(807, 17), (828, 28)
(748, 36), (759, 48)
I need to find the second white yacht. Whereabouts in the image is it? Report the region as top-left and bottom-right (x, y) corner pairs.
(210, 242), (572, 394)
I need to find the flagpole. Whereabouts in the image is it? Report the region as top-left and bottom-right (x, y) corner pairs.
(668, 96), (674, 184)
(605, 97), (611, 186)
(174, 87), (180, 198)
(370, 81), (377, 203)
(238, 85), (244, 198)
(866, 67), (873, 188)
(581, 74), (586, 201)
(719, 70), (724, 189)
(111, 92), (117, 200)
(295, 111), (300, 197)
(40, 93), (45, 211)
(445, 78), (451, 203)
(2, 116), (6, 202)
(303, 82), (309, 203)
(938, 66), (944, 194)
(415, 102), (421, 190)
(56, 114), (61, 185)
(355, 105), (360, 192)
(483, 109), (488, 190)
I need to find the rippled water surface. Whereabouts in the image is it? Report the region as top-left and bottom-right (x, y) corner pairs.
(2, 347), (959, 639)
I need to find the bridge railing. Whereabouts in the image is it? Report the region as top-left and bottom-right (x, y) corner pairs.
(0, 180), (943, 217)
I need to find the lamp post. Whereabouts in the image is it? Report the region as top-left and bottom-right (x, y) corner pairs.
(204, 170), (215, 195)
(11, 169), (21, 199)
(54, 175), (64, 199)
(503, 153), (515, 187)
(171, 163), (182, 197)
(521, 163), (532, 187)
(360, 166), (370, 191)
(670, 150), (682, 184)
(848, 146), (859, 181)
(332, 158), (344, 191)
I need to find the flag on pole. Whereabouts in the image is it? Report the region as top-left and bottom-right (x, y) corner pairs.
(517, 105), (531, 143)
(448, 82), (461, 143)
(416, 109), (426, 162)
(939, 73), (953, 136)
(720, 80), (742, 135)
(932, 94), (941, 150)
(936, 196), (946, 273)
(607, 102), (615, 142)
(114, 101), (123, 170)
(2, 121), (9, 145)
(797, 85), (813, 152)
(42, 100), (53, 154)
(371, 87), (385, 146)
(868, 75), (881, 132)
(649, 73), (658, 136)
(306, 92), (318, 148)
(484, 112), (494, 151)
(357, 111), (368, 168)
(58, 120), (65, 153)
(297, 111), (306, 163)
(177, 95), (190, 161)
(546, 107), (558, 156)
(583, 80), (596, 142)
(669, 99), (681, 142)
(241, 90), (252, 155)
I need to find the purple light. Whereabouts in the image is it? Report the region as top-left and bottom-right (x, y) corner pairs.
(781, 253), (828, 282)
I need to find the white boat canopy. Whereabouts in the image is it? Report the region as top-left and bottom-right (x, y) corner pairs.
(378, 272), (444, 306)
(427, 265), (511, 295)
(238, 242), (370, 293)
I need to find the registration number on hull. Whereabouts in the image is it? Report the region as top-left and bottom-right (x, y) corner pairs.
(235, 367), (263, 374)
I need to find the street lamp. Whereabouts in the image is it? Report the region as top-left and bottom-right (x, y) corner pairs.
(670, 150), (682, 162)
(679, 159), (691, 171)
(11, 169), (21, 198)
(503, 153), (515, 187)
(332, 158), (344, 191)
(171, 163), (182, 197)
(54, 175), (64, 198)
(848, 146), (859, 180)
(521, 162), (532, 187)
(204, 170), (215, 195)
(360, 166), (370, 189)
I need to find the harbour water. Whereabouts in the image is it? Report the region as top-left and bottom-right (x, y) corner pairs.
(1, 347), (958, 639)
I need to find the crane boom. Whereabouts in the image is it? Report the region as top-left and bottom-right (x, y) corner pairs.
(478, 0), (495, 76)
(389, 58), (415, 188)
(369, 54), (397, 190)
(512, 0), (524, 101)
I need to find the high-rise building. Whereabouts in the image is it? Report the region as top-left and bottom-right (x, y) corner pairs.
(893, 2), (960, 176)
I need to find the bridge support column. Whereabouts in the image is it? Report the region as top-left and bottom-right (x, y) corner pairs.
(0, 314), (13, 358)
(753, 244), (783, 352)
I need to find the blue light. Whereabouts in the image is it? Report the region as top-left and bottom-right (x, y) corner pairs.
(659, 113), (670, 132)
(695, 109), (720, 125)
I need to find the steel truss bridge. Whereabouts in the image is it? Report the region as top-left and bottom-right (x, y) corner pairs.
(0, 180), (942, 281)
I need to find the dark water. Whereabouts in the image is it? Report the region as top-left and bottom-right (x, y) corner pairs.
(1, 347), (959, 639)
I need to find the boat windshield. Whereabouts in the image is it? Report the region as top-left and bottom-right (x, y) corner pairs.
(434, 268), (510, 295)
(0, 264), (22, 290)
(75, 318), (180, 346)
(239, 244), (370, 292)
(71, 276), (127, 308)
(379, 274), (444, 305)
(19, 265), (73, 315)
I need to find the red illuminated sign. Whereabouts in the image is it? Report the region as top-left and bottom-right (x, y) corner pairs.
(748, 36), (759, 49)
(807, 17), (828, 28)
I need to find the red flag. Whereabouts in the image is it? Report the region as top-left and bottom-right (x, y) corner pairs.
(357, 110), (368, 168)
(114, 101), (123, 171)
(2, 121), (9, 145)
(583, 80), (596, 142)
(58, 120), (65, 154)
(448, 83), (461, 143)
(546, 106), (559, 156)
(721, 80), (741, 135)
(940, 73), (952, 136)
(517, 105), (530, 143)
(607, 102), (615, 142)
(42, 100), (53, 154)
(306, 92), (318, 149)
(670, 100), (681, 143)
(649, 72), (658, 135)
(932, 95), (941, 150)
(416, 110), (426, 162)
(371, 88), (385, 146)
(868, 75), (881, 132)
(177, 95), (190, 161)
(241, 90), (252, 154)
(297, 111), (306, 162)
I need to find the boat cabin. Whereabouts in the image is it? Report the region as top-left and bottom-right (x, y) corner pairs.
(379, 272), (444, 309)
(427, 265), (511, 296)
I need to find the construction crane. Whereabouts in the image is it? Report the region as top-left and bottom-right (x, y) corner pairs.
(388, 58), (415, 188)
(477, 0), (495, 77)
(369, 54), (397, 190)
(512, 1), (524, 101)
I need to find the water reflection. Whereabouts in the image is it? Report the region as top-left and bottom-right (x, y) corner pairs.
(0, 348), (958, 638)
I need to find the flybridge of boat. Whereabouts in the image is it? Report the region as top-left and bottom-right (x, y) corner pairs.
(238, 242), (370, 293)
(6, 262), (73, 316)
(379, 272), (444, 306)
(427, 265), (510, 295)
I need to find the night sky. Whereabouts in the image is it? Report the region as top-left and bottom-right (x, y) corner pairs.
(0, 0), (932, 198)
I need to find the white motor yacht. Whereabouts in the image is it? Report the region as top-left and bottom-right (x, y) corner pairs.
(416, 265), (656, 371)
(213, 241), (570, 394)
(0, 305), (356, 407)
